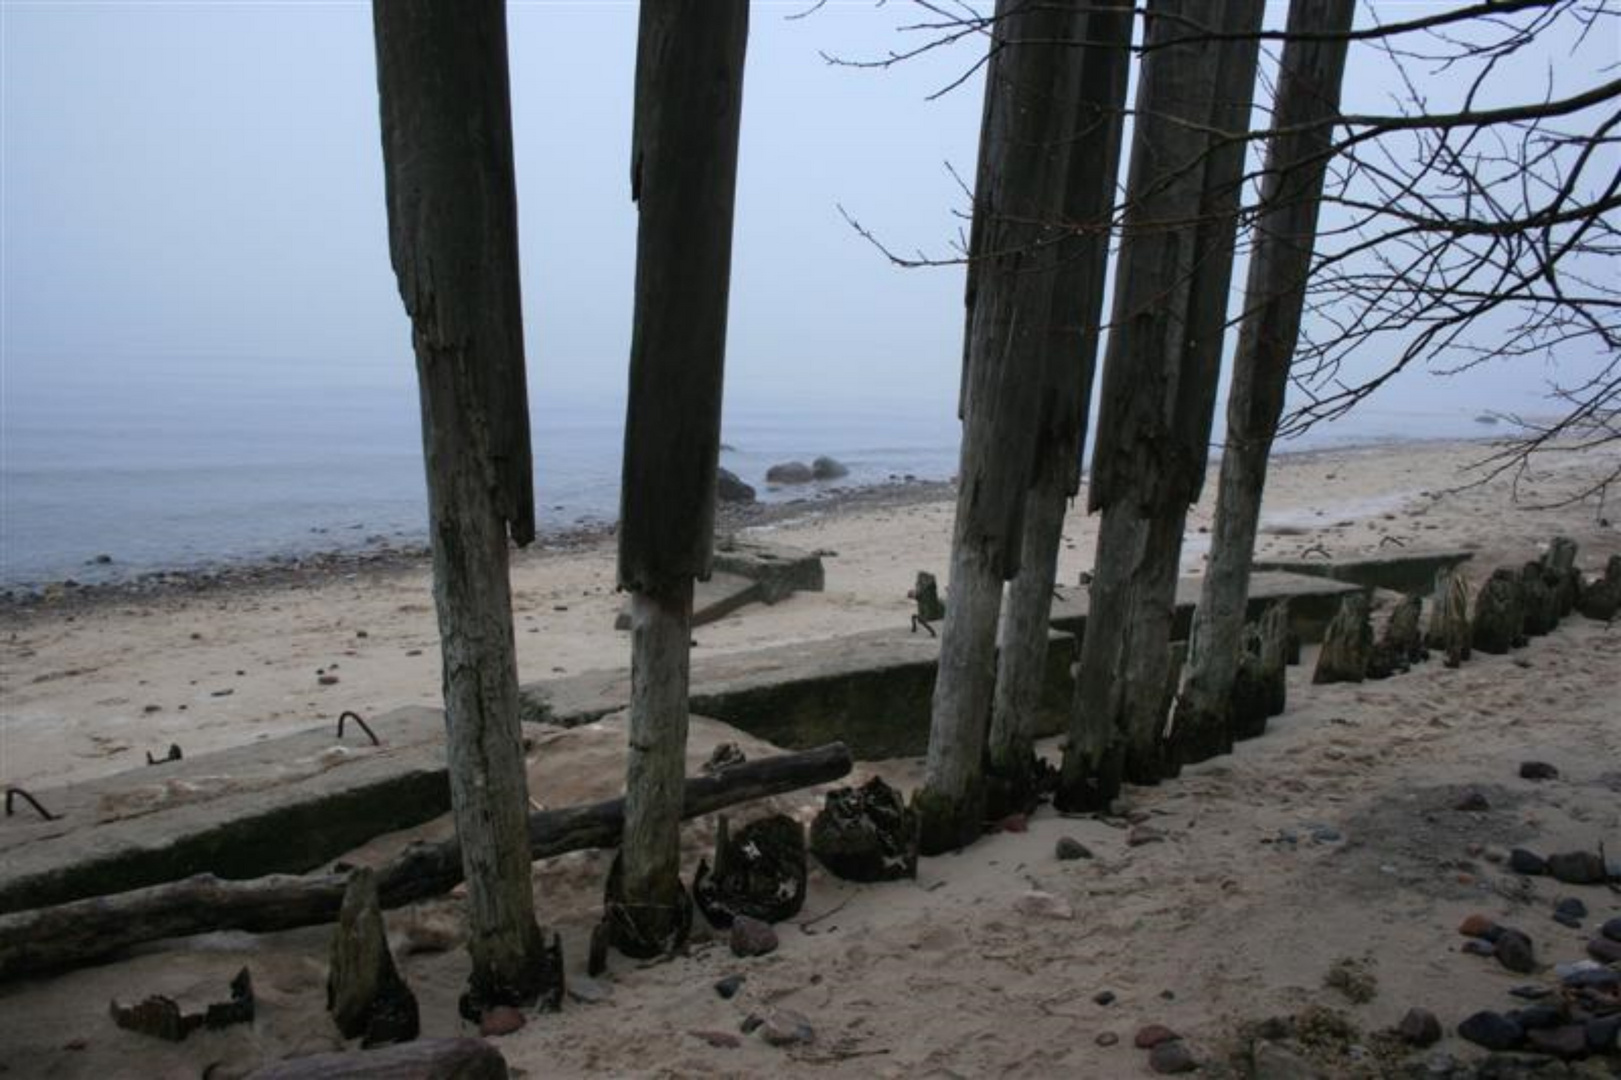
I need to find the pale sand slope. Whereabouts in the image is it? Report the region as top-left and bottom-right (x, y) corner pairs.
(0, 438), (1617, 1078)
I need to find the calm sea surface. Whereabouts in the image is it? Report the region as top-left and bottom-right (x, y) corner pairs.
(0, 356), (1507, 588)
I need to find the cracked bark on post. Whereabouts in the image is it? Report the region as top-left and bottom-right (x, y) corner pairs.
(1177, 0), (1356, 765)
(917, 0), (1087, 855)
(371, 0), (554, 1013)
(988, 0), (1133, 814)
(613, 0), (748, 953)
(1058, 0), (1265, 809)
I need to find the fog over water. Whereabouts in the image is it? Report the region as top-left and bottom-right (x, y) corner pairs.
(1, 3), (1604, 586)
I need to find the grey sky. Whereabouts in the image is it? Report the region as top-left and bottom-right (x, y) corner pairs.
(3, 2), (1613, 426)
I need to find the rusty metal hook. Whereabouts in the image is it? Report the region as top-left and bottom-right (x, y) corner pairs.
(4, 787), (59, 821)
(336, 710), (380, 747)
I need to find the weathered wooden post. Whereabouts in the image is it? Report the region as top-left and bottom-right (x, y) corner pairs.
(915, 0), (1087, 854)
(1176, 0), (1357, 763)
(609, 0), (749, 954)
(1056, 0), (1265, 811)
(987, 0), (1134, 815)
(371, 0), (560, 1014)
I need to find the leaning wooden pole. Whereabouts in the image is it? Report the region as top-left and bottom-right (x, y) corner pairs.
(372, 0), (556, 1015)
(1057, 0), (1265, 811)
(915, 0), (1086, 854)
(0, 744), (852, 981)
(987, 0), (1133, 814)
(1177, 0), (1356, 763)
(611, 0), (749, 956)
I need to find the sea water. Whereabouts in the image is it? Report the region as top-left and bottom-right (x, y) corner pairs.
(0, 354), (1507, 589)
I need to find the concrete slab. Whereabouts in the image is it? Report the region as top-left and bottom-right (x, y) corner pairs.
(1252, 550), (1473, 596)
(611, 539), (825, 630)
(523, 626), (1077, 761)
(0, 707), (450, 914)
(1047, 570), (1365, 645)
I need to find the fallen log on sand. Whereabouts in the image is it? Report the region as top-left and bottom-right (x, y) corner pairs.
(0, 742), (852, 980)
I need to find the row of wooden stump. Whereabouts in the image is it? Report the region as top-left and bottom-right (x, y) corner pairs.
(1315, 538), (1619, 684)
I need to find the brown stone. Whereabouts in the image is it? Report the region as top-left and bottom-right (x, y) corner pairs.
(1135, 1024), (1178, 1049)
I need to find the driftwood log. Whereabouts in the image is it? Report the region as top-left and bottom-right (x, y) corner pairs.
(0, 743), (851, 981)
(246, 1038), (508, 1080)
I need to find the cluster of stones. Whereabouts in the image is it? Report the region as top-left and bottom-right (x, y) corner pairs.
(1451, 914), (1621, 1063)
(1314, 536), (1613, 684)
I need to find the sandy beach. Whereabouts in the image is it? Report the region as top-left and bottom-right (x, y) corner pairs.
(1, 436), (1619, 1079)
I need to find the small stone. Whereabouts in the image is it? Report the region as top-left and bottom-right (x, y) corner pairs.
(1459, 913), (1498, 938)
(714, 974), (745, 1000)
(1134, 1024), (1178, 1049)
(1308, 825), (1342, 844)
(729, 916), (779, 958)
(1508, 985), (1552, 1001)
(1458, 1011), (1524, 1051)
(1148, 1039), (1197, 1074)
(690, 1029), (742, 1049)
(1588, 936), (1621, 964)
(1095, 1031), (1119, 1047)
(1518, 761), (1559, 780)
(1552, 912), (1582, 929)
(1397, 1008), (1442, 1047)
(1525, 1024), (1588, 1060)
(1554, 896), (1587, 920)
(1127, 826), (1166, 847)
(1604, 916), (1621, 943)
(758, 1009), (815, 1047)
(1056, 837), (1093, 861)
(317, 674), (340, 686)
(1013, 890), (1074, 921)
(1546, 850), (1606, 885)
(1494, 929), (1537, 974)
(687, 1024), (739, 1044)
(478, 1006), (525, 1037)
(1093, 990), (1116, 1006)
(567, 977), (611, 1005)
(1453, 791), (1491, 812)
(1587, 1015), (1620, 1053)
(1508, 848), (1547, 876)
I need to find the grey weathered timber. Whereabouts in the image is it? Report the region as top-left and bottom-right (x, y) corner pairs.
(247, 1038), (509, 1079)
(0, 708), (448, 915)
(988, 0), (1133, 814)
(612, 539), (826, 630)
(1576, 553), (1621, 621)
(1230, 601), (1290, 740)
(1314, 592), (1373, 684)
(614, 572), (760, 632)
(1541, 536), (1580, 616)
(1252, 549), (1473, 596)
(919, 0), (1089, 855)
(1368, 593), (1425, 678)
(1059, 0), (1267, 810)
(1175, 0), (1395, 759)
(1426, 566), (1473, 666)
(1519, 561), (1559, 636)
(0, 743), (851, 981)
(327, 868), (419, 1047)
(614, 0), (748, 953)
(1473, 567), (1526, 654)
(372, 0), (548, 1012)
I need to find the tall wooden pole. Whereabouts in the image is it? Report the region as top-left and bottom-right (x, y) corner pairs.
(1177, 0), (1356, 762)
(611, 0), (749, 955)
(987, 0), (1133, 814)
(915, 0), (1086, 854)
(371, 0), (558, 1014)
(1057, 0), (1265, 811)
